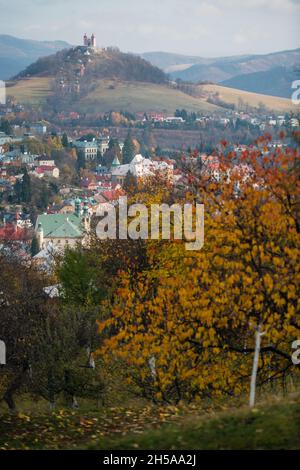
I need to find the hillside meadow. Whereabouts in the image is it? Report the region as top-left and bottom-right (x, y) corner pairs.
(199, 83), (300, 113)
(6, 77), (299, 113)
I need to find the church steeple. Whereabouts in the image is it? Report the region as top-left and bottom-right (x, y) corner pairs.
(82, 200), (90, 231)
(75, 198), (81, 217)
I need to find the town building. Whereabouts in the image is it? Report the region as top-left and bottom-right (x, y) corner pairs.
(111, 154), (174, 185)
(30, 122), (47, 136)
(31, 166), (60, 178)
(36, 156), (55, 166)
(97, 136), (110, 156)
(35, 199), (90, 251)
(74, 139), (98, 161)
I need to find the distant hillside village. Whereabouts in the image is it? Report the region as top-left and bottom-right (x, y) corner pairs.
(0, 110), (298, 271)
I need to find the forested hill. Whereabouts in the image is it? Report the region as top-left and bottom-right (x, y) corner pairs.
(15, 46), (167, 84)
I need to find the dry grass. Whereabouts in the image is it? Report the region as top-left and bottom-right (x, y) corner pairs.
(80, 79), (221, 114)
(5, 77), (53, 105)
(6, 77), (298, 114)
(199, 83), (300, 112)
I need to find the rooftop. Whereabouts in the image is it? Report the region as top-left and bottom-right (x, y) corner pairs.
(35, 213), (84, 239)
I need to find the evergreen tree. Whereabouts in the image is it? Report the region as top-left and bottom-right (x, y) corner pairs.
(40, 188), (49, 211)
(61, 133), (69, 148)
(31, 236), (39, 257)
(104, 140), (122, 167)
(0, 119), (13, 135)
(77, 152), (86, 172)
(155, 145), (162, 156)
(21, 168), (31, 204)
(122, 131), (135, 164)
(108, 138), (119, 150)
(14, 179), (22, 204)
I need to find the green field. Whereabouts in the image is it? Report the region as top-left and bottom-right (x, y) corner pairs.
(1, 394), (299, 450)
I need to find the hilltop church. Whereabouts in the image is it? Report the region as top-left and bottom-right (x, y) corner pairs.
(83, 33), (96, 48)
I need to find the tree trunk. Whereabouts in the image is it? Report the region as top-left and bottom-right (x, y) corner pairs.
(4, 364), (29, 412)
(72, 395), (79, 408)
(3, 390), (16, 411)
(249, 323), (263, 408)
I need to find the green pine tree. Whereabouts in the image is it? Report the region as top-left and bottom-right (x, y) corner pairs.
(14, 179), (22, 204)
(21, 168), (31, 204)
(77, 152), (86, 172)
(0, 119), (13, 135)
(31, 236), (39, 257)
(122, 131), (135, 164)
(61, 133), (69, 148)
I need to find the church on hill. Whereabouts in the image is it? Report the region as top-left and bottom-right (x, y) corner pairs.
(83, 33), (96, 48)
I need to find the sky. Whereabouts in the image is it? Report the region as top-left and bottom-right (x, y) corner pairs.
(0, 0), (300, 57)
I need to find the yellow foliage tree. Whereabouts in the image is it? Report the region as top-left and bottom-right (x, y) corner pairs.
(96, 142), (300, 403)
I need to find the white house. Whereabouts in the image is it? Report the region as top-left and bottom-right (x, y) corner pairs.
(111, 154), (174, 185)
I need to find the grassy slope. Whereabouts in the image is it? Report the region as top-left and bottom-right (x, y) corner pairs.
(5, 77), (220, 113)
(5, 77), (300, 113)
(79, 80), (221, 114)
(6, 77), (53, 105)
(199, 83), (300, 112)
(1, 395), (299, 450)
(90, 398), (300, 450)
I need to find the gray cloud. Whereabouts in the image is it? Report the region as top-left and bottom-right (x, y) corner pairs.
(0, 0), (299, 56)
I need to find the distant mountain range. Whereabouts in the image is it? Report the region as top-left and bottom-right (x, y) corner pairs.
(221, 66), (298, 99)
(141, 49), (300, 98)
(0, 35), (70, 79)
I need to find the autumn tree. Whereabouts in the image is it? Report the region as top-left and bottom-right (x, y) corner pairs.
(96, 140), (300, 403)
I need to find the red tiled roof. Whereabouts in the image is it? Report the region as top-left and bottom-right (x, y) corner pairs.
(38, 166), (57, 171)
(0, 224), (29, 241)
(102, 189), (125, 202)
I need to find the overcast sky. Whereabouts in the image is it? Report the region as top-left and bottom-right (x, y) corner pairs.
(0, 0), (300, 57)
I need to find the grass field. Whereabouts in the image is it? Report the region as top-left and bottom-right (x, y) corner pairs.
(1, 394), (299, 450)
(6, 77), (53, 105)
(93, 397), (300, 450)
(199, 83), (300, 113)
(5, 77), (221, 113)
(5, 77), (300, 114)
(79, 80), (221, 114)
